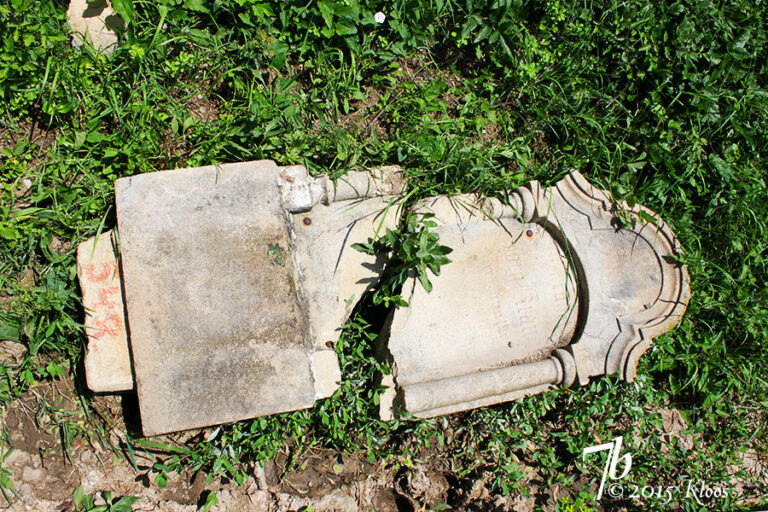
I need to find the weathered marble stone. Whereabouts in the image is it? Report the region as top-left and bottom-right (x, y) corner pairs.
(66, 0), (123, 52)
(77, 231), (133, 392)
(283, 165), (403, 399)
(112, 161), (402, 435)
(292, 195), (400, 355)
(83, 162), (687, 431)
(379, 171), (690, 419)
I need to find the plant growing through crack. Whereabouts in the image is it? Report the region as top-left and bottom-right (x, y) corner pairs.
(352, 212), (452, 308)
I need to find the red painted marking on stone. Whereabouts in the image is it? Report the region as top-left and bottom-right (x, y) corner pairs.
(87, 261), (117, 283)
(97, 285), (120, 308)
(90, 314), (124, 339)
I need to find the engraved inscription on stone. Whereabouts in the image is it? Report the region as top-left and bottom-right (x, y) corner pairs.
(383, 197), (578, 398)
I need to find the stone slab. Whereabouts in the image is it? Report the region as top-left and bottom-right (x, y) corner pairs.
(293, 195), (401, 399)
(115, 161), (318, 435)
(380, 193), (578, 418)
(77, 230), (134, 393)
(529, 172), (690, 382)
(293, 196), (401, 353)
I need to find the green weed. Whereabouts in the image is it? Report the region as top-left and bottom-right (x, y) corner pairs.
(353, 211), (453, 307)
(68, 486), (139, 512)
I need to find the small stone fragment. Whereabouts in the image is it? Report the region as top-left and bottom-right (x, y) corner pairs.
(0, 340), (27, 367)
(77, 230), (133, 393)
(66, 0), (124, 52)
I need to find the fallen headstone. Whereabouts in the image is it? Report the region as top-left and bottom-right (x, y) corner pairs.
(78, 165), (690, 434)
(378, 171), (690, 419)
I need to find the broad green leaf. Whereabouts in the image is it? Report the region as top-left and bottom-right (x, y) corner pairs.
(183, 0), (209, 13)
(111, 0), (134, 22)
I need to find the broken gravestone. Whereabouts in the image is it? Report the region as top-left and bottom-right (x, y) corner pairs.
(78, 160), (403, 435)
(378, 171), (690, 419)
(78, 165), (689, 435)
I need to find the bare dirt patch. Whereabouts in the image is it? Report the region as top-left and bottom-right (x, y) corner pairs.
(186, 92), (221, 124)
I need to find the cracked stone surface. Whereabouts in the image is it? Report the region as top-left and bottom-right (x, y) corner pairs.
(293, 194), (401, 398)
(293, 195), (400, 354)
(379, 171), (690, 419)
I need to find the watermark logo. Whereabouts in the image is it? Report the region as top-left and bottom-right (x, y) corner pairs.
(583, 436), (633, 500)
(582, 436), (733, 505)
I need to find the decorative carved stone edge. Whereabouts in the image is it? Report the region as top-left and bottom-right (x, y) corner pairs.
(525, 171), (691, 384)
(379, 170), (691, 419)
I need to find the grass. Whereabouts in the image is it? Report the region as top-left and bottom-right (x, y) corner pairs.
(1, 0), (767, 510)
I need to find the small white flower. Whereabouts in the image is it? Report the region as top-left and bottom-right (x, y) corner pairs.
(374, 11), (386, 24)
